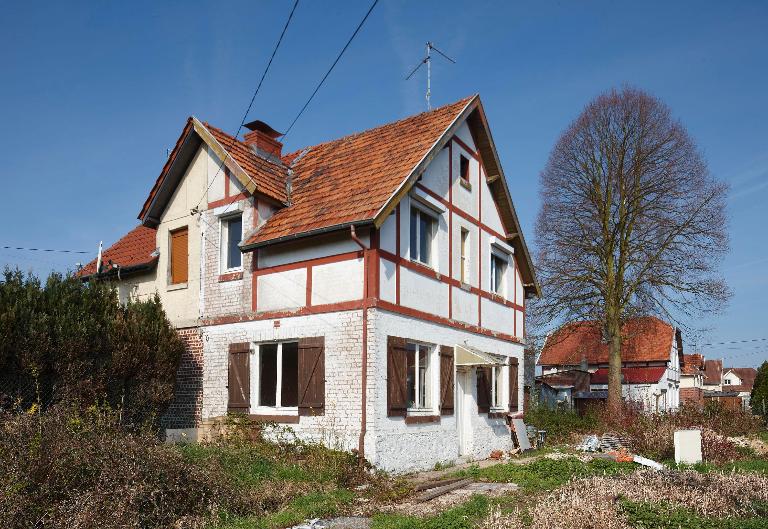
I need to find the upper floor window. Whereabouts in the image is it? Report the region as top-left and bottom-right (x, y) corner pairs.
(724, 379), (731, 385)
(406, 342), (433, 409)
(460, 228), (470, 283)
(459, 154), (470, 186)
(256, 341), (299, 408)
(221, 214), (243, 271)
(410, 206), (436, 266)
(490, 252), (507, 295)
(169, 226), (188, 284)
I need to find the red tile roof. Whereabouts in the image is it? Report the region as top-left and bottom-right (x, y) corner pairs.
(79, 225), (157, 277)
(724, 367), (757, 392)
(204, 123), (288, 203)
(538, 317), (675, 366)
(590, 366), (667, 385)
(703, 359), (723, 385)
(681, 353), (705, 375)
(244, 96), (475, 246)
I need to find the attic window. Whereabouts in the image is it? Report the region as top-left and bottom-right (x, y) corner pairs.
(459, 155), (470, 188)
(221, 214), (243, 272)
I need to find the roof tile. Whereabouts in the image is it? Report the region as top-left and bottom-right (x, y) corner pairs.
(79, 225), (157, 277)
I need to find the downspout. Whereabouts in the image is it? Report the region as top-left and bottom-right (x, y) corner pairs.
(351, 225), (369, 462)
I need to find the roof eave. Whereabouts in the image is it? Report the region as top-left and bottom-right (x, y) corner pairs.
(240, 219), (374, 251)
(79, 259), (158, 281)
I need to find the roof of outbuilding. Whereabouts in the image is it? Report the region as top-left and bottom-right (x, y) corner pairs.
(244, 96), (475, 247)
(538, 317), (675, 366)
(78, 225), (157, 277)
(590, 366), (667, 385)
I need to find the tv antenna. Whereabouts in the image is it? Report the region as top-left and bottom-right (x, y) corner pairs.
(406, 41), (456, 110)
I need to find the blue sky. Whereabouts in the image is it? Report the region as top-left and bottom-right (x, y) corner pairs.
(0, 1), (766, 366)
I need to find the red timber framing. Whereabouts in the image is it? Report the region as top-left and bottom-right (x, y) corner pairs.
(220, 137), (523, 343)
(207, 167), (249, 210)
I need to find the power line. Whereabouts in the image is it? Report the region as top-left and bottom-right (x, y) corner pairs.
(193, 0), (300, 211)
(1, 245), (90, 255)
(694, 337), (768, 347)
(282, 0), (379, 139)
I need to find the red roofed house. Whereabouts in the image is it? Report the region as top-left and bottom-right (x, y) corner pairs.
(723, 367), (757, 409)
(80, 95), (539, 472)
(537, 317), (682, 412)
(679, 353), (706, 407)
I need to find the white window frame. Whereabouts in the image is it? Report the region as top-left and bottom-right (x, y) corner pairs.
(219, 213), (244, 273)
(490, 365), (508, 411)
(489, 250), (508, 296)
(409, 203), (438, 268)
(406, 341), (438, 414)
(251, 341), (299, 415)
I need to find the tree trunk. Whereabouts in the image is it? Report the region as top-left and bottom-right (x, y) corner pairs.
(607, 318), (623, 414)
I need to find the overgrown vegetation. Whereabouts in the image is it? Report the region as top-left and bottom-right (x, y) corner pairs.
(619, 499), (768, 529)
(455, 456), (634, 492)
(371, 495), (490, 529)
(0, 268), (184, 427)
(523, 401), (599, 442)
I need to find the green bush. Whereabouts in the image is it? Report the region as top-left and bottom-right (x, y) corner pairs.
(0, 268), (184, 427)
(524, 401), (599, 442)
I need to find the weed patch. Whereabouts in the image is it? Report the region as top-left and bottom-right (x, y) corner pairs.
(371, 495), (489, 529)
(619, 499), (768, 529)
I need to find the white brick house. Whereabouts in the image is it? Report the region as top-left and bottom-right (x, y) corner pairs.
(82, 95), (540, 472)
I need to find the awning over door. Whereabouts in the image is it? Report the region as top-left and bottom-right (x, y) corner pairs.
(454, 344), (507, 366)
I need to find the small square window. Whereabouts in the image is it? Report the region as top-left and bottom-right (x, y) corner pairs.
(490, 253), (507, 295)
(221, 214), (243, 271)
(460, 155), (470, 184)
(410, 206), (436, 266)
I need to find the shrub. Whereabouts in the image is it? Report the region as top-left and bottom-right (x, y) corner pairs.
(0, 268), (184, 427)
(0, 405), (249, 529)
(524, 402), (599, 442)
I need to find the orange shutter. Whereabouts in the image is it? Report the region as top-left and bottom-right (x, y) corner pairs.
(170, 227), (188, 284)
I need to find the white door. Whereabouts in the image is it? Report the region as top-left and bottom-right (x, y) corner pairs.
(456, 368), (473, 456)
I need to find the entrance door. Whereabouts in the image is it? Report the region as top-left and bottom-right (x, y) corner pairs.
(456, 368), (473, 456)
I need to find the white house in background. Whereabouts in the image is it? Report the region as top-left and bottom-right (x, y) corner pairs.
(537, 317), (682, 413)
(723, 367), (757, 409)
(80, 95), (540, 472)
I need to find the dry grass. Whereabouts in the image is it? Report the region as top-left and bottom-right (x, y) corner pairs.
(480, 470), (768, 529)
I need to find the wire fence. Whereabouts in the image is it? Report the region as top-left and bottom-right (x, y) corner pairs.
(0, 377), (58, 415)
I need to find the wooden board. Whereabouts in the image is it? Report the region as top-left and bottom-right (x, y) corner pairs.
(512, 419), (532, 451)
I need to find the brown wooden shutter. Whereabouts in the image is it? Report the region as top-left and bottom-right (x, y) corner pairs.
(509, 357), (519, 412)
(170, 227), (189, 284)
(227, 342), (250, 413)
(387, 336), (408, 417)
(439, 346), (454, 416)
(477, 366), (491, 413)
(298, 336), (325, 416)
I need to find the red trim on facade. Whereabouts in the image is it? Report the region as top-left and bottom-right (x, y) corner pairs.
(253, 251), (363, 276)
(218, 271), (243, 282)
(477, 149), (483, 328)
(207, 192), (248, 210)
(203, 300), (365, 326)
(414, 183), (507, 242)
(452, 135), (479, 160)
(251, 250), (258, 311)
(378, 249), (523, 311)
(377, 300), (522, 344)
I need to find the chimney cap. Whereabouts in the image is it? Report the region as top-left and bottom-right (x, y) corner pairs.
(244, 120), (283, 139)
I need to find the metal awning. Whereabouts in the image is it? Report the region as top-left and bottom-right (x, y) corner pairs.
(454, 344), (507, 366)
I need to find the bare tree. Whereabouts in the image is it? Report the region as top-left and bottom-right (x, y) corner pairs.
(534, 87), (729, 411)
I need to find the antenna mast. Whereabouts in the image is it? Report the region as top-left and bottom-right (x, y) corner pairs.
(406, 41), (456, 110)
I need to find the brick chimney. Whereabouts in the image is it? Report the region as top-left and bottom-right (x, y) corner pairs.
(243, 120), (283, 161)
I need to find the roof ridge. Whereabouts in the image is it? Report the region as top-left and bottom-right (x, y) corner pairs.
(281, 94), (477, 162)
(202, 121), (288, 171)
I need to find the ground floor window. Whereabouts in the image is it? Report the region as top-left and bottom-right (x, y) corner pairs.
(257, 341), (299, 408)
(406, 342), (434, 410)
(478, 365), (507, 410)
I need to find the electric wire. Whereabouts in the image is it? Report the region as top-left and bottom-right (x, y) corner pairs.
(281, 0), (379, 139)
(1, 245), (90, 254)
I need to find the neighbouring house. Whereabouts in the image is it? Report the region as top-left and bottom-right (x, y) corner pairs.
(722, 367), (757, 409)
(80, 95), (539, 472)
(680, 353), (706, 407)
(537, 317), (682, 413)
